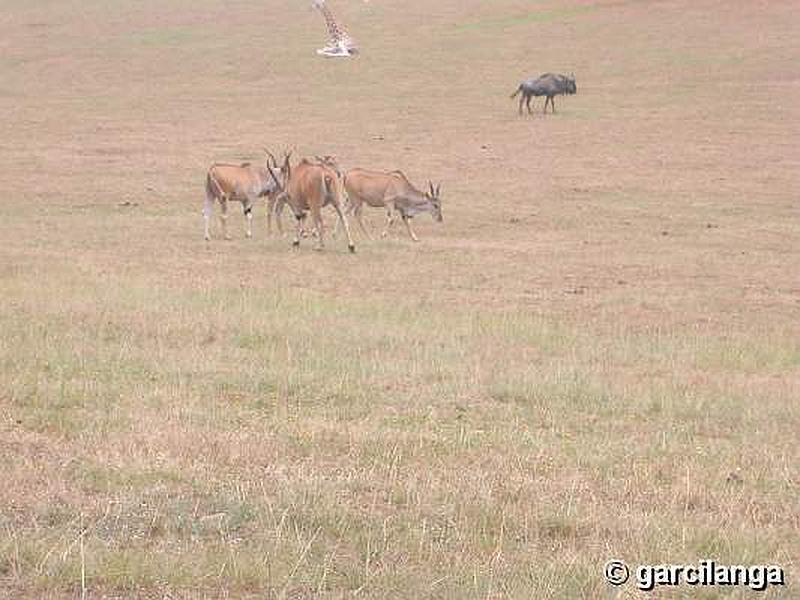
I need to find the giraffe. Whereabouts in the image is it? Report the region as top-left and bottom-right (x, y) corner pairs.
(312, 0), (358, 57)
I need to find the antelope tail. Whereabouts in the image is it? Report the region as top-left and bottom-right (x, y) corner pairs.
(322, 174), (336, 200)
(206, 169), (223, 199)
(510, 85), (522, 99)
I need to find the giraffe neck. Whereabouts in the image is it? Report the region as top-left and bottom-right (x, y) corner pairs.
(318, 3), (344, 41)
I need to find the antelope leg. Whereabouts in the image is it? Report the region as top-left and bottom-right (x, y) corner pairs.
(402, 216), (419, 242)
(332, 201), (356, 253)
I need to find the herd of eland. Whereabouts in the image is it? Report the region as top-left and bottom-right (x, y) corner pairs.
(202, 72), (576, 250)
(203, 150), (444, 253)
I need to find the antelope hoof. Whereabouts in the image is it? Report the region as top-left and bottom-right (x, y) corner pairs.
(348, 244), (356, 254)
(292, 240), (300, 247)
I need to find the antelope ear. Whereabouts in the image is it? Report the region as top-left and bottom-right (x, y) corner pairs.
(436, 183), (441, 197)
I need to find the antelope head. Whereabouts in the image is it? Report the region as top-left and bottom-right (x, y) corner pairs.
(426, 181), (443, 222)
(315, 155), (342, 177)
(263, 148), (285, 192)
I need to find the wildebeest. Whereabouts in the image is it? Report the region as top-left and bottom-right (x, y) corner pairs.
(203, 154), (282, 240)
(341, 168), (442, 241)
(511, 73), (577, 115)
(271, 152), (356, 252)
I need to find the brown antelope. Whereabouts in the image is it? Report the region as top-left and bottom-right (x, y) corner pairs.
(271, 152), (356, 252)
(270, 155), (343, 236)
(204, 154), (282, 240)
(341, 168), (442, 241)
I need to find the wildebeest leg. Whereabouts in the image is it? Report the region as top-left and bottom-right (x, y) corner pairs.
(518, 94), (525, 115)
(526, 94), (533, 114)
(401, 215), (419, 242)
(332, 201), (356, 253)
(220, 200), (231, 240)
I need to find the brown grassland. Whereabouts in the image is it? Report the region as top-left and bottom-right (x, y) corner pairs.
(1, 0), (799, 597)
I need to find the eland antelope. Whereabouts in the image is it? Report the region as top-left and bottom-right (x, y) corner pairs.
(341, 168), (442, 241)
(270, 152), (356, 252)
(270, 155), (343, 236)
(204, 154), (282, 240)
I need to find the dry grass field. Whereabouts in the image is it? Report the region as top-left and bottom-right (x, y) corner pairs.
(1, 0), (799, 597)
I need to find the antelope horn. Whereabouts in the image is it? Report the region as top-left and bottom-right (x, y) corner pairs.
(263, 148), (279, 167)
(266, 163), (282, 190)
(283, 150), (293, 180)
